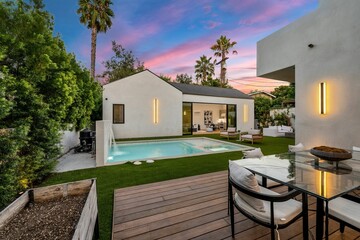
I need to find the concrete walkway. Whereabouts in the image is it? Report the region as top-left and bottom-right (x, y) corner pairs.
(55, 150), (96, 173)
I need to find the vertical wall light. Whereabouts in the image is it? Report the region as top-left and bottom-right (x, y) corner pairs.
(243, 104), (249, 123)
(319, 82), (326, 114)
(153, 98), (159, 124)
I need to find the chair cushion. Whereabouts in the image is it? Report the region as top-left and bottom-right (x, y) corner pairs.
(329, 197), (360, 229)
(288, 143), (305, 152)
(227, 127), (236, 133)
(248, 129), (261, 135)
(229, 161), (264, 212)
(255, 175), (282, 187)
(243, 148), (264, 158)
(234, 186), (302, 225)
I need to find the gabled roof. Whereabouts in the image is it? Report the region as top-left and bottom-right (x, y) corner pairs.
(169, 82), (252, 99)
(248, 91), (276, 98)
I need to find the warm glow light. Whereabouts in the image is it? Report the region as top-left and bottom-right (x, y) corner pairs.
(153, 98), (159, 124)
(319, 82), (326, 114)
(243, 104), (249, 123)
(317, 171), (327, 197)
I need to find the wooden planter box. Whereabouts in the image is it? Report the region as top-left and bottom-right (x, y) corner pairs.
(0, 179), (99, 240)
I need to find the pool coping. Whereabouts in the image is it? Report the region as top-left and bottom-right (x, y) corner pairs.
(105, 137), (254, 165)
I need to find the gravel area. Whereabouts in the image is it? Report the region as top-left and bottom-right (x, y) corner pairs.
(0, 194), (87, 240)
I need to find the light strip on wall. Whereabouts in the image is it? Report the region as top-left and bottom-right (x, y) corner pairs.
(243, 104), (249, 123)
(153, 98), (159, 124)
(319, 82), (326, 114)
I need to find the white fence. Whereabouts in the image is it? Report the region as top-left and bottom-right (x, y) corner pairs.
(95, 120), (114, 167)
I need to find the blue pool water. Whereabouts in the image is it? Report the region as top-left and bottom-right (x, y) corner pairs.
(107, 138), (252, 163)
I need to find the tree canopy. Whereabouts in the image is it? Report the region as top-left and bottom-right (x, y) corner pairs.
(0, 0), (101, 209)
(175, 73), (193, 84)
(270, 85), (295, 107)
(194, 55), (215, 85)
(101, 41), (144, 82)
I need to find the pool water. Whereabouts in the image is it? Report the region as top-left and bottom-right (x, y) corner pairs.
(106, 138), (252, 163)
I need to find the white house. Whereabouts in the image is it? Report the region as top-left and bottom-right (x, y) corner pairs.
(102, 70), (254, 139)
(257, 0), (360, 149)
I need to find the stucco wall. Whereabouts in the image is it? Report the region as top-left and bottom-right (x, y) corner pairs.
(257, 0), (360, 149)
(183, 95), (254, 132)
(103, 71), (183, 139)
(60, 129), (79, 153)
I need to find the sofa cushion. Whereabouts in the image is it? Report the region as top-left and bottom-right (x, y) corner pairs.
(288, 143), (305, 152)
(243, 148), (264, 158)
(353, 146), (360, 151)
(278, 125), (293, 133)
(229, 161), (264, 212)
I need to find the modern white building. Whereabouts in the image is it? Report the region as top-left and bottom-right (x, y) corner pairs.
(257, 0), (360, 149)
(102, 70), (254, 139)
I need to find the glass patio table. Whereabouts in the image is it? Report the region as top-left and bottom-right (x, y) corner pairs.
(233, 152), (360, 240)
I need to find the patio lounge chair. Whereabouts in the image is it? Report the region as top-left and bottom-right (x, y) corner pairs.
(220, 127), (239, 140)
(228, 161), (308, 240)
(240, 129), (263, 144)
(328, 194), (360, 233)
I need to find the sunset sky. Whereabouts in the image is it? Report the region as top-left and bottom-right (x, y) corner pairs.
(44, 0), (318, 93)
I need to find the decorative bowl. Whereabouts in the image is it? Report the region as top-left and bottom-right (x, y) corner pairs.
(310, 146), (352, 161)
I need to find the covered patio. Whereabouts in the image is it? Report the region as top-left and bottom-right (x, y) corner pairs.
(112, 171), (360, 239)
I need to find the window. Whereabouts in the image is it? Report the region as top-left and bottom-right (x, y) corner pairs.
(113, 104), (124, 124)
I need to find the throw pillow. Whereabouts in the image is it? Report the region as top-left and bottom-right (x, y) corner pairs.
(288, 143), (305, 152)
(243, 148), (264, 158)
(229, 161), (265, 212)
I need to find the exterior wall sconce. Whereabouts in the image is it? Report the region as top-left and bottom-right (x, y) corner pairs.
(319, 82), (326, 114)
(153, 98), (159, 124)
(243, 104), (249, 123)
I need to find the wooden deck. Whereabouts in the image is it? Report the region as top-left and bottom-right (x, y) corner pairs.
(112, 171), (360, 240)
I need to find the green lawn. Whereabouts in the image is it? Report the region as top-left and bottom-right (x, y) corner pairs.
(42, 135), (294, 239)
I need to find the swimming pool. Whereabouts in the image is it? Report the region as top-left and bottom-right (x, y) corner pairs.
(106, 137), (253, 164)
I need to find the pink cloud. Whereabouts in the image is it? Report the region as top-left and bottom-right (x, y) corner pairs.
(205, 20), (222, 29)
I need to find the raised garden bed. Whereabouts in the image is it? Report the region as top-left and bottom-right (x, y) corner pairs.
(0, 179), (98, 240)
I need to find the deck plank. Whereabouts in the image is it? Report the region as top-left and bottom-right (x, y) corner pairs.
(113, 171), (360, 240)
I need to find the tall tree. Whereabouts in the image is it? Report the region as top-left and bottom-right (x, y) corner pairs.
(194, 55), (215, 85)
(77, 0), (114, 79)
(211, 35), (237, 86)
(102, 41), (144, 83)
(175, 73), (193, 84)
(0, 0), (101, 209)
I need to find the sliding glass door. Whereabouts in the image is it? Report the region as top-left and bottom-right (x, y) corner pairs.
(182, 102), (192, 135)
(227, 104), (236, 128)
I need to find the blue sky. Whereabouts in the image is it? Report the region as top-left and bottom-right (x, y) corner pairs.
(44, 0), (318, 92)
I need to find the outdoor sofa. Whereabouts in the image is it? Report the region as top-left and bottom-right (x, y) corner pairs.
(263, 125), (293, 137)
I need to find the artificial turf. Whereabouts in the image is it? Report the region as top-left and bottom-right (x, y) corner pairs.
(41, 135), (294, 239)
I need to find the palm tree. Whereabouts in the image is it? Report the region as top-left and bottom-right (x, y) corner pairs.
(194, 55), (215, 85)
(211, 35), (237, 86)
(77, 0), (114, 79)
